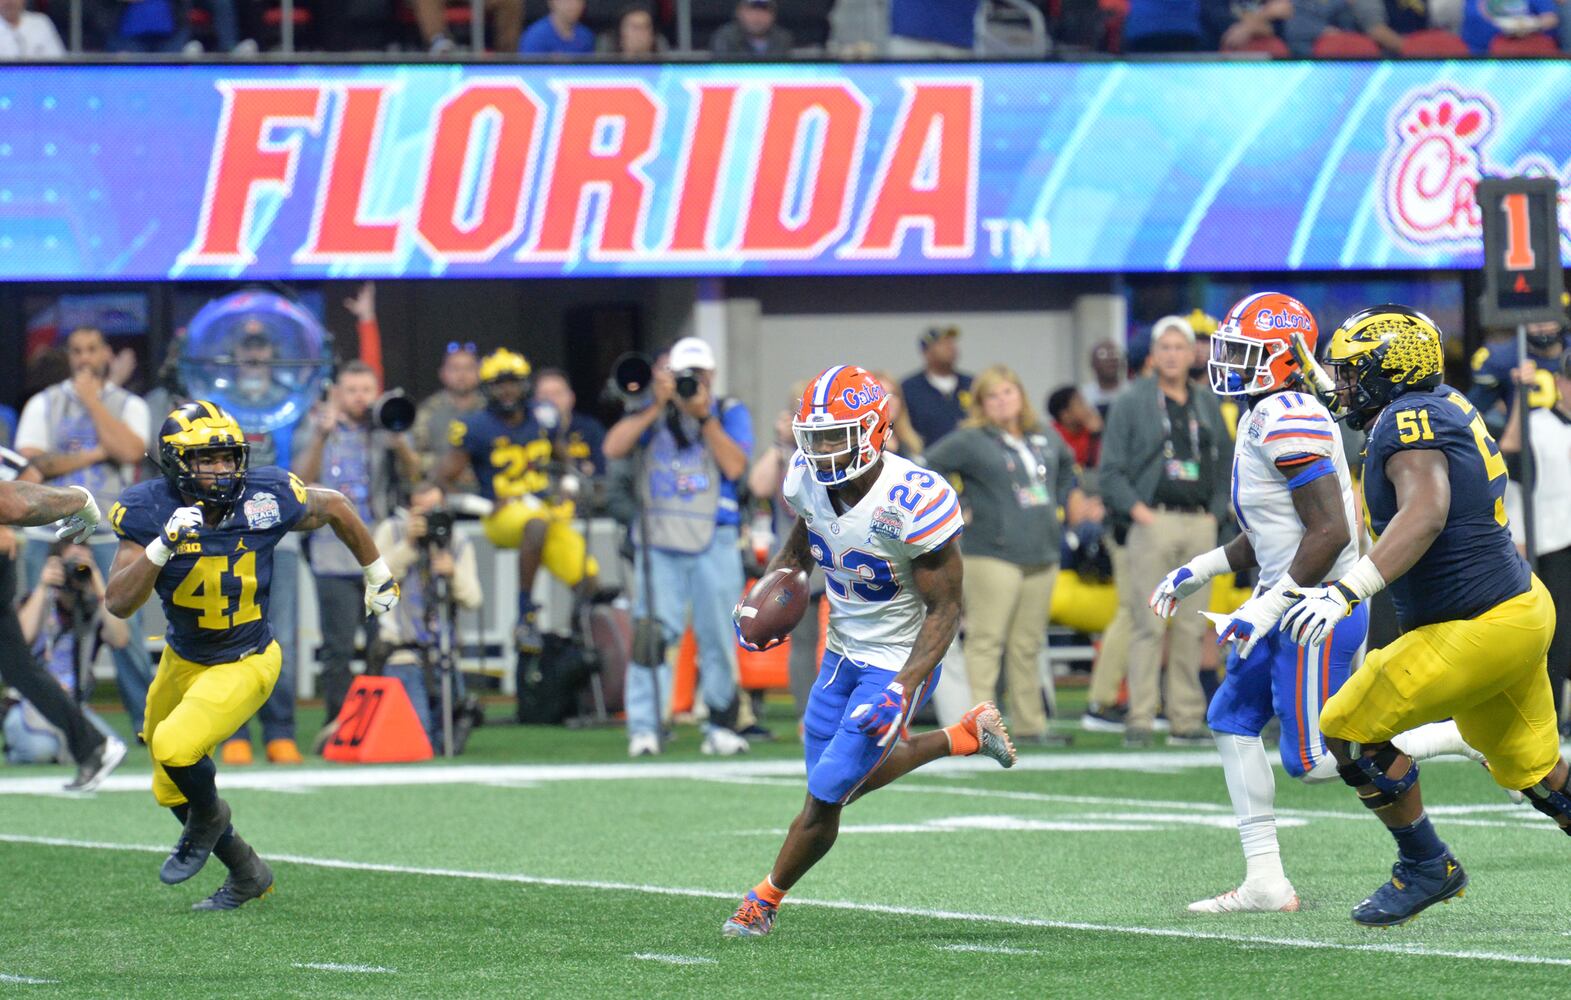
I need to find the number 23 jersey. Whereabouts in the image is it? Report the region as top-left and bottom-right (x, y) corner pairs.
(783, 451), (963, 671)
(111, 466), (309, 665)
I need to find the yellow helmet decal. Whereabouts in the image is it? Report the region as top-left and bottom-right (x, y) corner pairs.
(480, 348), (531, 383)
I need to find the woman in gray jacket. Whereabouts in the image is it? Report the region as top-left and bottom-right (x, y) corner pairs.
(926, 366), (1088, 743)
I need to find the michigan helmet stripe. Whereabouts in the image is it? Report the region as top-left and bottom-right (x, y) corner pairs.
(198, 400), (221, 420)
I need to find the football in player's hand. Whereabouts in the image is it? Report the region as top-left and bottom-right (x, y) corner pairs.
(737, 568), (810, 648)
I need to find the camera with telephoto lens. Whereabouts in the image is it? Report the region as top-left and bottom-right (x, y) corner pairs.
(606, 352), (654, 410)
(421, 508), (454, 551)
(674, 369), (702, 400)
(372, 390), (417, 432)
(63, 559), (94, 590)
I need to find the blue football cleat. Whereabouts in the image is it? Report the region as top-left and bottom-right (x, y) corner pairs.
(721, 892), (778, 938)
(193, 855), (273, 911)
(160, 800), (232, 886)
(1351, 852), (1467, 928)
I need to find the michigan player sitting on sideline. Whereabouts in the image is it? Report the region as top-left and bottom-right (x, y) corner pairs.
(1152, 294), (1488, 916)
(106, 402), (399, 911)
(720, 365), (1016, 939)
(438, 348), (597, 654)
(1279, 307), (1571, 928)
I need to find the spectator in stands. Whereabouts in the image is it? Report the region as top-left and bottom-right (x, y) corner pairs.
(1460, 0), (1558, 51)
(374, 481), (484, 750)
(0, 0), (65, 57)
(520, 0), (596, 53)
(15, 327), (155, 734)
(1122, 0), (1208, 50)
(900, 326), (973, 448)
(413, 343), (483, 483)
(1284, 0), (1406, 52)
(1098, 315), (1230, 749)
(87, 0), (190, 52)
(532, 369), (606, 477)
(1048, 385), (1103, 469)
(295, 360), (418, 739)
(711, 0), (793, 55)
(1215, 0), (1294, 49)
(603, 338), (752, 759)
(927, 366), (1089, 746)
(748, 380), (825, 722)
(1499, 356), (1571, 734)
(417, 0), (523, 53)
(887, 0), (979, 54)
(4, 539), (128, 786)
(599, 1), (667, 53)
(1081, 341), (1124, 417)
(0, 405), (17, 449)
(869, 370), (925, 459)
(219, 327), (309, 767)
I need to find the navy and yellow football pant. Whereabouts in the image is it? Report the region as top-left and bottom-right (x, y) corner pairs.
(142, 642), (281, 807)
(1321, 575), (1559, 791)
(482, 495), (598, 586)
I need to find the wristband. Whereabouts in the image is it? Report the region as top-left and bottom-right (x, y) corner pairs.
(144, 537), (173, 567)
(68, 485), (94, 510)
(1338, 555), (1386, 602)
(362, 557), (392, 586)
(1187, 545), (1233, 584)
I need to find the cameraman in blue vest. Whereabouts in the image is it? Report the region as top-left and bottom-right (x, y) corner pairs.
(604, 338), (753, 758)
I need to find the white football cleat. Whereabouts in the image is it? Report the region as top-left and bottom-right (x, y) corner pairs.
(1188, 879), (1300, 914)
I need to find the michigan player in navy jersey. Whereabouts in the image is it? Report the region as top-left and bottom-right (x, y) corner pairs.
(106, 402), (398, 910)
(438, 348), (597, 653)
(1280, 307), (1571, 927)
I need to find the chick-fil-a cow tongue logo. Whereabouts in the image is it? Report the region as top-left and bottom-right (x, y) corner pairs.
(1379, 88), (1497, 252)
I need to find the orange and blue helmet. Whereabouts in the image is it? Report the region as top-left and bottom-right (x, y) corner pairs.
(793, 365), (890, 486)
(1209, 292), (1319, 397)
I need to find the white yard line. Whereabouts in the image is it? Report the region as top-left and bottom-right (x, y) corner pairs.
(0, 973), (59, 984)
(936, 943), (1045, 956)
(4, 832), (1569, 969)
(630, 953), (718, 966)
(292, 963), (397, 974)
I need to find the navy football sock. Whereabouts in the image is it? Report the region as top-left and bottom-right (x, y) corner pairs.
(1389, 812), (1447, 864)
(518, 593), (537, 619)
(163, 757), (219, 813)
(170, 804), (236, 855)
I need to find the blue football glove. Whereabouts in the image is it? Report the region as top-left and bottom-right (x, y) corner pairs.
(732, 601), (784, 653)
(1280, 582), (1359, 648)
(849, 681), (907, 747)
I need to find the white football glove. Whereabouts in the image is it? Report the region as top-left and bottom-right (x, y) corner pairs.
(1213, 580), (1302, 659)
(161, 505), (204, 546)
(54, 486), (100, 544)
(1280, 582), (1359, 648)
(1150, 546), (1232, 619)
(363, 558), (400, 616)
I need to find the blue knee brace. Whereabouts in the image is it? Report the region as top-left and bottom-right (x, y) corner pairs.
(1523, 779), (1571, 836)
(1336, 742), (1418, 810)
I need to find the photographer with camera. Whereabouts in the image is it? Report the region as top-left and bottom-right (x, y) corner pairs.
(533, 368), (607, 478)
(603, 338), (752, 758)
(373, 482), (484, 754)
(294, 360), (419, 735)
(7, 539), (129, 787)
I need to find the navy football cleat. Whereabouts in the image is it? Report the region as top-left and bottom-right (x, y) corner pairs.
(160, 800), (233, 885)
(1351, 852), (1468, 928)
(193, 856), (274, 912)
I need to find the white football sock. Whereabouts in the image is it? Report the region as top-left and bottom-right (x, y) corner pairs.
(1215, 733), (1286, 885)
(1392, 720), (1481, 762)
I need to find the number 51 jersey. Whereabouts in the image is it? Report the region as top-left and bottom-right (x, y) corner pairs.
(111, 466), (309, 666)
(783, 451), (963, 671)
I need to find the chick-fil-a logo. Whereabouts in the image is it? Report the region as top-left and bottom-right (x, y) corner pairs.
(1379, 85), (1571, 255)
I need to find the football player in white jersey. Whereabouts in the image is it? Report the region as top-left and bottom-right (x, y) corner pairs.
(721, 364), (1016, 938)
(1151, 293), (1482, 914)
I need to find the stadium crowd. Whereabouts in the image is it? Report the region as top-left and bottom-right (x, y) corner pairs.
(3, 286), (1570, 772)
(0, 0), (1567, 59)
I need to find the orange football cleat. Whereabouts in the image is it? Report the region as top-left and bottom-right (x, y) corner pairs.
(266, 739), (304, 765)
(220, 739), (254, 766)
(959, 702), (1017, 768)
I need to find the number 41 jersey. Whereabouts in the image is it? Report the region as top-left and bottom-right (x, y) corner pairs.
(783, 451), (963, 671)
(111, 466), (309, 666)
